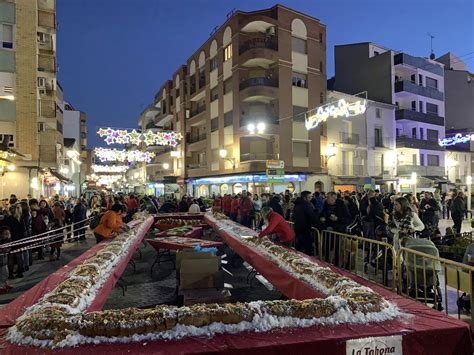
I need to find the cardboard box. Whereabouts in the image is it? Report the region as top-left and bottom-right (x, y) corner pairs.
(177, 250), (223, 290)
(176, 250), (219, 272)
(180, 288), (232, 306)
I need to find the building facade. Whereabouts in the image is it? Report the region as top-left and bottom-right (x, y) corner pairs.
(332, 42), (447, 191)
(325, 90), (397, 192)
(0, 0), (65, 197)
(137, 5), (327, 197)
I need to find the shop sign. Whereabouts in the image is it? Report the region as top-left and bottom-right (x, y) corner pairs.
(266, 160), (284, 169)
(346, 335), (402, 355)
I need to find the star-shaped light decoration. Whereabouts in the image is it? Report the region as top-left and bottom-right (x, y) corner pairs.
(144, 130), (156, 146)
(97, 128), (108, 137)
(129, 130), (142, 145)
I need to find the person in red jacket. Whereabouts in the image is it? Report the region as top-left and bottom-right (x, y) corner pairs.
(213, 195), (222, 212)
(230, 195), (240, 222)
(239, 191), (254, 228)
(259, 207), (295, 247)
(223, 195), (232, 216)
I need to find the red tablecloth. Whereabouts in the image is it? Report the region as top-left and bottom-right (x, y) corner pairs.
(147, 238), (224, 251)
(0, 216), (471, 354)
(0, 217), (154, 328)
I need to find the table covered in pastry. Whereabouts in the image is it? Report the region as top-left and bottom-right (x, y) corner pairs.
(0, 215), (471, 354)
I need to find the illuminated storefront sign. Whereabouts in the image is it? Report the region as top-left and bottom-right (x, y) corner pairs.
(97, 128), (183, 147)
(94, 147), (155, 163)
(188, 174), (307, 185)
(305, 99), (367, 131)
(438, 133), (474, 147)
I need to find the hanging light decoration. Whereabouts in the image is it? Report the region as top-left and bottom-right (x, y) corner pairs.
(92, 164), (129, 173)
(94, 148), (155, 163)
(97, 127), (183, 147)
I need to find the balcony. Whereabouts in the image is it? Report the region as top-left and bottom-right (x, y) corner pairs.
(397, 165), (445, 177)
(395, 109), (444, 126)
(38, 54), (56, 73)
(38, 0), (55, 11)
(189, 104), (206, 118)
(394, 81), (444, 101)
(396, 136), (444, 151)
(186, 133), (207, 144)
(239, 77), (278, 91)
(373, 136), (392, 148)
(38, 40), (54, 54)
(240, 152), (278, 162)
(393, 53), (444, 76)
(339, 132), (360, 145)
(239, 37), (278, 55)
(186, 163), (208, 178)
(334, 165), (366, 176)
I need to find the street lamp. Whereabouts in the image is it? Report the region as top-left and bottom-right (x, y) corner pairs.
(219, 148), (236, 170)
(411, 172), (417, 197)
(247, 122), (266, 135)
(162, 162), (170, 170)
(467, 175), (472, 224)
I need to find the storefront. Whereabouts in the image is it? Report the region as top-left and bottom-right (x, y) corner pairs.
(187, 174), (307, 197)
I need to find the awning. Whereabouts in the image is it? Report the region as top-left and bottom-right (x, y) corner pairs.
(421, 176), (449, 183)
(49, 169), (72, 183)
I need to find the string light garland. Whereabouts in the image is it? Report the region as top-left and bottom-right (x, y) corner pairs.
(439, 132), (474, 147)
(91, 165), (129, 173)
(94, 148), (156, 163)
(305, 98), (367, 130)
(97, 128), (183, 147)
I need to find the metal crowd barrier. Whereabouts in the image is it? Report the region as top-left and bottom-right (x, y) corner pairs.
(398, 247), (474, 321)
(315, 229), (397, 290)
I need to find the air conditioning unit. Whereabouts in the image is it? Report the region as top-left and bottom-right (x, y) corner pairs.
(37, 77), (46, 88)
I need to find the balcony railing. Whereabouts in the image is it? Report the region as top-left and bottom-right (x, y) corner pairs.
(394, 81), (444, 101)
(186, 134), (207, 144)
(339, 132), (360, 145)
(240, 153), (279, 162)
(240, 115), (279, 127)
(395, 109), (444, 126)
(189, 104), (206, 118)
(374, 136), (392, 148)
(334, 164), (366, 176)
(38, 10), (55, 29)
(239, 77), (278, 91)
(187, 163), (207, 169)
(397, 165), (445, 177)
(393, 53), (444, 76)
(38, 54), (55, 73)
(396, 136), (444, 151)
(239, 37), (278, 55)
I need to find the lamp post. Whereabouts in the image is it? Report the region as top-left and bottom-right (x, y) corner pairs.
(219, 148), (236, 170)
(411, 172), (417, 198)
(467, 175), (472, 224)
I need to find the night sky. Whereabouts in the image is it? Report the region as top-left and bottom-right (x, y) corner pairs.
(56, 0), (474, 148)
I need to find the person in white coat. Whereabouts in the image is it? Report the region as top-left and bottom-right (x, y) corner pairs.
(188, 200), (201, 213)
(389, 196), (424, 250)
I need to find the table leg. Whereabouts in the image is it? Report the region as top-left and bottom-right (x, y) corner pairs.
(150, 249), (160, 275)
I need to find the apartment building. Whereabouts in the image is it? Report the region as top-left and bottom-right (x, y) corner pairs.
(324, 90), (397, 192)
(332, 42), (446, 191)
(138, 4), (327, 197)
(436, 53), (474, 188)
(0, 0), (64, 197)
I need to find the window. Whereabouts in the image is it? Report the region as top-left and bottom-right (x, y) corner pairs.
(2, 24), (13, 49)
(190, 76), (196, 95)
(426, 102), (438, 115)
(420, 154), (425, 166)
(426, 77), (438, 89)
(293, 106), (307, 122)
(419, 127), (424, 140)
(224, 111), (233, 127)
(210, 87), (218, 101)
(427, 154), (439, 166)
(419, 101), (423, 113)
(411, 101), (416, 111)
(319, 32), (323, 44)
(210, 117), (218, 132)
(292, 72), (307, 88)
(319, 61), (323, 72)
(375, 108), (381, 118)
(199, 68), (206, 88)
(291, 36), (307, 54)
(418, 74), (423, 86)
(427, 129), (438, 141)
(0, 134), (14, 147)
(210, 56), (218, 71)
(412, 154), (417, 165)
(412, 127), (416, 138)
(293, 141), (309, 157)
(374, 128), (383, 147)
(224, 44), (232, 61)
(319, 92), (324, 104)
(224, 78), (232, 94)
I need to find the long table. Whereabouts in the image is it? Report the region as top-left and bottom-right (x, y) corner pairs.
(0, 215), (471, 354)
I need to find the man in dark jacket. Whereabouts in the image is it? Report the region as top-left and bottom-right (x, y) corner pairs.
(320, 192), (351, 233)
(451, 192), (466, 234)
(419, 192), (440, 236)
(73, 199), (87, 241)
(261, 193), (284, 217)
(292, 191), (319, 255)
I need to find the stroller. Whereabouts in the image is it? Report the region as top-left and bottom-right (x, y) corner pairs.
(403, 238), (443, 310)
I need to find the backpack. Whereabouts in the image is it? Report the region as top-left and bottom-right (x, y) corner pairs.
(89, 212), (104, 230)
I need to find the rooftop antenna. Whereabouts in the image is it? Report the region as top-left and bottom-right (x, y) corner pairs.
(428, 33), (435, 59)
